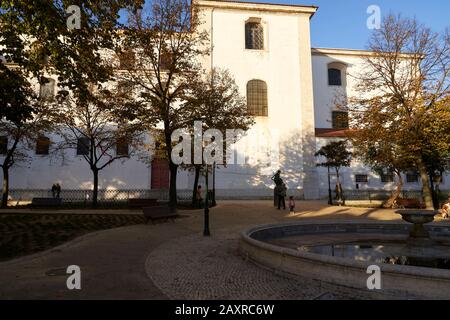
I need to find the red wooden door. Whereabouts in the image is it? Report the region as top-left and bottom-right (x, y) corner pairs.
(151, 159), (170, 189)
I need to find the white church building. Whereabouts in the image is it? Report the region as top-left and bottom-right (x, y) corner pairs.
(2, 0), (449, 201)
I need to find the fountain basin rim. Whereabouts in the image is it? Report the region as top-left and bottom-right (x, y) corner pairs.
(241, 220), (450, 280)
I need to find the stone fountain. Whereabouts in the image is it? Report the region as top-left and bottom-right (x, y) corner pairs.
(395, 210), (439, 245)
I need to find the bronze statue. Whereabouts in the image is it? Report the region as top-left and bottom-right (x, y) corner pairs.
(271, 170), (283, 187)
(272, 170), (283, 207)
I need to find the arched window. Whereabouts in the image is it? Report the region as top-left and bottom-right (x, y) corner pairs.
(247, 80), (268, 116)
(245, 22), (264, 50)
(327, 62), (347, 86)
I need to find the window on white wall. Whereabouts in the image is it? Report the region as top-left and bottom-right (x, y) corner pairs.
(247, 80), (268, 117)
(355, 174), (368, 183)
(0, 136), (7, 155)
(327, 62), (347, 87)
(332, 111), (349, 129)
(381, 173), (394, 183)
(406, 172), (419, 183)
(328, 68), (342, 86)
(245, 21), (264, 50)
(116, 138), (129, 156)
(77, 137), (90, 156)
(39, 78), (55, 99)
(159, 51), (173, 71)
(36, 136), (50, 155)
(119, 50), (135, 70)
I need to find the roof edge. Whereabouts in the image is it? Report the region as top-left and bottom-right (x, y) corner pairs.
(195, 0), (318, 16)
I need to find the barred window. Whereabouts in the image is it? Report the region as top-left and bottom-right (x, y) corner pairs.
(406, 172), (419, 183)
(328, 68), (342, 86)
(39, 78), (55, 99)
(0, 136), (7, 155)
(332, 111), (349, 129)
(355, 174), (368, 183)
(247, 80), (268, 117)
(77, 137), (90, 156)
(245, 22), (264, 50)
(381, 173), (394, 183)
(36, 136), (50, 155)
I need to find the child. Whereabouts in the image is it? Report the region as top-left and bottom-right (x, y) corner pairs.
(289, 196), (295, 213)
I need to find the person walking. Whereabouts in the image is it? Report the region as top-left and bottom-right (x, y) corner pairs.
(55, 183), (61, 199)
(277, 183), (287, 210)
(51, 184), (57, 198)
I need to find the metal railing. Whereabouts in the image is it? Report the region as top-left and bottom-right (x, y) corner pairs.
(341, 190), (424, 201)
(8, 189), (179, 203)
(8, 188), (450, 204)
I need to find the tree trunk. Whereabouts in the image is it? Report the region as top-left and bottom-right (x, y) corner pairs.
(383, 171), (403, 208)
(1, 167), (9, 209)
(169, 161), (178, 213)
(429, 173), (439, 209)
(417, 158), (434, 209)
(192, 165), (200, 206)
(92, 168), (99, 209)
(336, 169), (344, 205)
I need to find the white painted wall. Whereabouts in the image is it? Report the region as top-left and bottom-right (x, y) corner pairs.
(2, 2), (447, 199)
(312, 52), (362, 129)
(0, 133), (151, 190)
(195, 3), (318, 196)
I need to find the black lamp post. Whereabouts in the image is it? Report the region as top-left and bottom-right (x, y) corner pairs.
(212, 161), (216, 207)
(203, 163), (210, 236)
(327, 166), (332, 205)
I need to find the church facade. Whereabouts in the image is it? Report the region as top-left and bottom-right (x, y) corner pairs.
(2, 0), (449, 200)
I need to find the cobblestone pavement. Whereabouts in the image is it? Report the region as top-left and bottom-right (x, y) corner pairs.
(146, 201), (449, 300)
(145, 230), (371, 300)
(1, 201), (448, 299)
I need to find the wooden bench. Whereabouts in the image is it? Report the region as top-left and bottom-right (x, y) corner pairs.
(142, 206), (177, 224)
(128, 198), (158, 209)
(396, 198), (426, 209)
(31, 197), (62, 208)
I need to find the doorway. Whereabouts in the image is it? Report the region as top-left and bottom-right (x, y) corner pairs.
(151, 159), (169, 189)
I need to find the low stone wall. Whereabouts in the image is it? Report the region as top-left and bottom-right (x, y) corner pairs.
(240, 221), (450, 299)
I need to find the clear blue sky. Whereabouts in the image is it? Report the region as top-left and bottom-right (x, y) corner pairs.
(122, 1), (449, 50)
(242, 0), (450, 49)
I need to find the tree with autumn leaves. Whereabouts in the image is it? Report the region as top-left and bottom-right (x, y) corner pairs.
(1, 0), (143, 207)
(349, 15), (450, 209)
(182, 69), (254, 206)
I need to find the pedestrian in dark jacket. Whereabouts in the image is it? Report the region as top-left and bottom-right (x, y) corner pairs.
(55, 183), (61, 198)
(51, 184), (57, 198)
(277, 183), (287, 210)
